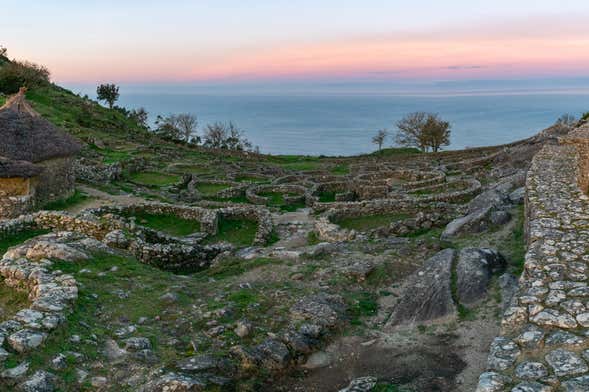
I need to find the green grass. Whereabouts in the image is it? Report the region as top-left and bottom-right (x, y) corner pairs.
(126, 211), (201, 236)
(130, 172), (180, 187)
(334, 213), (410, 232)
(204, 217), (257, 246)
(347, 291), (378, 326)
(373, 384), (404, 392)
(504, 205), (526, 275)
(0, 279), (30, 322)
(330, 164), (349, 175)
(259, 191), (306, 212)
(368, 147), (421, 157)
(317, 191), (336, 203)
(198, 257), (280, 280)
(307, 231), (321, 245)
(90, 145), (132, 164)
(269, 155), (323, 171)
(17, 253), (192, 388)
(43, 189), (91, 211)
(234, 175), (269, 183)
(0, 96), (5, 106)
(0, 229), (50, 255)
(196, 183), (231, 195)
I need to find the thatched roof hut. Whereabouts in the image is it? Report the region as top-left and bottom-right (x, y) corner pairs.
(0, 88), (81, 165)
(0, 157), (42, 178)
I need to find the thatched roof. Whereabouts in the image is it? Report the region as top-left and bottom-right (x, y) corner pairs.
(0, 157), (42, 178)
(0, 88), (82, 163)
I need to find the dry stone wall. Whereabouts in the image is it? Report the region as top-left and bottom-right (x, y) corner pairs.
(477, 124), (589, 391)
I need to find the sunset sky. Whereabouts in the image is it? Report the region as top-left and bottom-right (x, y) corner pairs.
(3, 0), (589, 85)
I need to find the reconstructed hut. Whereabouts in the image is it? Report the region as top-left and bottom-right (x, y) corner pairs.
(0, 88), (81, 218)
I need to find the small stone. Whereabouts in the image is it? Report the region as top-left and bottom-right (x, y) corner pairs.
(302, 351), (332, 369)
(123, 337), (151, 351)
(531, 309), (578, 329)
(545, 330), (584, 347)
(8, 329), (48, 352)
(91, 376), (108, 388)
(514, 362), (548, 381)
(1, 362), (29, 379)
(50, 354), (67, 370)
(159, 292), (179, 303)
(234, 320), (252, 338)
(576, 313), (589, 327)
(515, 325), (545, 349)
(476, 371), (510, 392)
(562, 375), (589, 392)
(511, 381), (552, 392)
(20, 370), (57, 392)
(338, 376), (378, 392)
(291, 273), (304, 281)
(488, 337), (521, 371)
(545, 349), (588, 377)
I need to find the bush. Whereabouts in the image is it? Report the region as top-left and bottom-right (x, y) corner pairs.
(582, 112), (589, 121)
(0, 60), (50, 94)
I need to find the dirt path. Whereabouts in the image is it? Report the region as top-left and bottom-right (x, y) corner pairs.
(271, 208), (316, 249)
(67, 185), (152, 214)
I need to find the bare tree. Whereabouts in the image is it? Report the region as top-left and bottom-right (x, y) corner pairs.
(395, 112), (429, 152)
(395, 112), (451, 152)
(203, 122), (254, 151)
(372, 129), (388, 152)
(423, 114), (451, 153)
(176, 113), (198, 142)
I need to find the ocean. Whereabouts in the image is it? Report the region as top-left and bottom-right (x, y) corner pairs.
(69, 85), (589, 156)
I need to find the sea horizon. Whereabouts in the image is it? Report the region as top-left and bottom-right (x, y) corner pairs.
(65, 81), (589, 156)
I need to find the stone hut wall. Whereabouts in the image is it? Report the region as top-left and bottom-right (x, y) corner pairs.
(35, 157), (76, 206)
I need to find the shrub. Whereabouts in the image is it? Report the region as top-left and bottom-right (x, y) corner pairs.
(0, 60), (50, 94)
(582, 112), (589, 121)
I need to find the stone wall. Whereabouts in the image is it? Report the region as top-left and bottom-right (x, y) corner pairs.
(476, 126), (589, 391)
(35, 158), (76, 206)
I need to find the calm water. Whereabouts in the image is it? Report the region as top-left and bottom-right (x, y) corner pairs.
(112, 92), (589, 156)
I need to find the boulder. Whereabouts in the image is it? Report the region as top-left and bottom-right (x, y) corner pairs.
(19, 370), (57, 392)
(441, 207), (492, 240)
(456, 248), (506, 305)
(388, 249), (456, 326)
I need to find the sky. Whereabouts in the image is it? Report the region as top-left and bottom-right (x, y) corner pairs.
(3, 0), (589, 87)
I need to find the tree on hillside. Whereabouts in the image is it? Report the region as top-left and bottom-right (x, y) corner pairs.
(0, 46), (6, 58)
(555, 113), (577, 128)
(0, 60), (50, 94)
(203, 122), (254, 151)
(395, 112), (451, 152)
(395, 112), (429, 152)
(130, 107), (149, 128)
(154, 113), (199, 143)
(96, 83), (120, 108)
(176, 113), (199, 143)
(372, 129), (388, 152)
(154, 114), (181, 141)
(423, 114), (451, 153)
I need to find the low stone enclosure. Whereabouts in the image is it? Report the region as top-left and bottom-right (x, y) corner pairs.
(476, 123), (589, 391)
(0, 202), (274, 273)
(0, 236), (79, 386)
